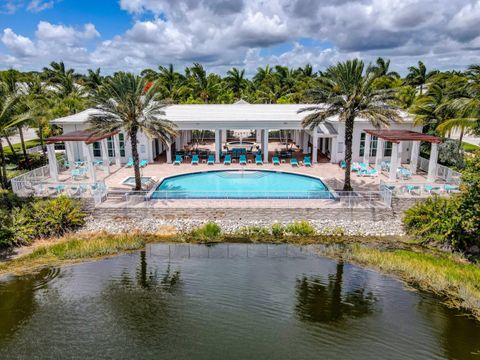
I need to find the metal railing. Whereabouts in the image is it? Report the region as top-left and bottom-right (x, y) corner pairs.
(417, 156), (462, 184)
(380, 180), (459, 197)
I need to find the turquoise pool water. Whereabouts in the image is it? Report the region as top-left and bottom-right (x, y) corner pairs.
(151, 170), (331, 199)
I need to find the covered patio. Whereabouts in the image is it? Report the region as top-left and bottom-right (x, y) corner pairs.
(363, 129), (442, 182)
(45, 130), (121, 183)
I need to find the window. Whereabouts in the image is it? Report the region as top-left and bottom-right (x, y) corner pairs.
(359, 133), (378, 157)
(119, 134), (126, 157)
(93, 142), (101, 157)
(384, 141), (392, 157)
(107, 137), (114, 157)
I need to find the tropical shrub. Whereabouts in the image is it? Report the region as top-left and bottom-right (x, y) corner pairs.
(271, 223), (286, 238)
(438, 139), (464, 169)
(12, 196), (86, 245)
(189, 222), (221, 241)
(236, 225), (270, 238)
(403, 151), (480, 252)
(285, 221), (316, 236)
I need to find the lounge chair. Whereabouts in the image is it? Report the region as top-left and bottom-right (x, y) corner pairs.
(191, 154), (199, 165)
(272, 156), (280, 165)
(126, 158), (134, 167)
(359, 168), (378, 177)
(139, 159), (148, 168)
(239, 154), (247, 165)
(424, 184), (441, 194)
(444, 184), (459, 193)
(290, 158), (298, 167)
(173, 155), (182, 165)
(224, 155), (231, 165)
(255, 154), (263, 165)
(359, 162), (369, 172)
(404, 184), (420, 195)
(207, 154), (215, 165)
(304, 156), (312, 167)
(339, 160), (347, 169)
(351, 162), (361, 172)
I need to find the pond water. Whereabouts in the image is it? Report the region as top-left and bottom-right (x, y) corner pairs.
(0, 244), (479, 360)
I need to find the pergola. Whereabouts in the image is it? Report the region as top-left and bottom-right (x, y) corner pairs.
(46, 130), (120, 182)
(363, 130), (442, 182)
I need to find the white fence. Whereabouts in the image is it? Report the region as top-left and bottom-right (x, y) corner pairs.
(418, 156), (462, 184)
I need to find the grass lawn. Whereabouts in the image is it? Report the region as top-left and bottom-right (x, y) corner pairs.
(3, 139), (42, 156)
(463, 142), (480, 153)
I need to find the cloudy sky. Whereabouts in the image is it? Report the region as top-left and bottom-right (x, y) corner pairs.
(1, 0), (480, 76)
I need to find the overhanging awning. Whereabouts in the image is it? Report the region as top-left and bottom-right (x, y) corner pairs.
(364, 130), (441, 144)
(46, 130), (119, 145)
(317, 122), (338, 136)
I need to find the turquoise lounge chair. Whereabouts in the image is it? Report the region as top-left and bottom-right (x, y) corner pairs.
(126, 158), (134, 167)
(304, 156), (312, 167)
(255, 154), (263, 165)
(359, 168), (378, 177)
(173, 155), (182, 165)
(139, 159), (148, 168)
(290, 158), (298, 166)
(224, 155), (231, 165)
(404, 184), (420, 195)
(191, 155), (199, 165)
(239, 154), (247, 165)
(207, 154), (215, 165)
(444, 184), (459, 193)
(340, 160), (347, 169)
(272, 156), (280, 165)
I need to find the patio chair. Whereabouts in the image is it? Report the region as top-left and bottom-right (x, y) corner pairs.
(359, 162), (369, 172)
(423, 184), (441, 194)
(351, 162), (361, 172)
(304, 156), (312, 167)
(126, 158), (134, 167)
(139, 159), (148, 168)
(404, 184), (420, 195)
(255, 154), (263, 165)
(381, 160), (390, 171)
(191, 154), (199, 165)
(239, 154), (247, 165)
(272, 156), (280, 165)
(173, 155), (183, 165)
(207, 154), (215, 165)
(290, 158), (298, 167)
(340, 160), (346, 169)
(398, 168), (412, 180)
(224, 155), (231, 165)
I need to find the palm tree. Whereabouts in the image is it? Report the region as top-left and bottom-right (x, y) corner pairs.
(253, 65), (273, 84)
(406, 61), (439, 95)
(84, 68), (103, 91)
(368, 57), (400, 78)
(186, 63), (220, 103)
(42, 61), (83, 98)
(88, 73), (178, 190)
(225, 67), (247, 100)
(299, 59), (402, 191)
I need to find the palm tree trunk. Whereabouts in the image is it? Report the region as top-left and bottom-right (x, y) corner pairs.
(343, 116), (354, 191)
(419, 84), (423, 96)
(38, 123), (47, 159)
(130, 128), (142, 191)
(4, 135), (18, 159)
(0, 140), (7, 189)
(458, 127), (464, 154)
(18, 126), (30, 169)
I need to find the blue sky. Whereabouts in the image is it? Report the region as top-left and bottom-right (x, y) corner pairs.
(1, 0), (479, 75)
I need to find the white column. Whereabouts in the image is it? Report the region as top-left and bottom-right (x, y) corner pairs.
(113, 134), (121, 167)
(65, 142), (75, 164)
(47, 144), (59, 182)
(175, 135), (181, 151)
(410, 141), (420, 174)
(398, 142), (403, 167)
(375, 139), (384, 172)
(256, 129), (261, 143)
(312, 130), (318, 163)
(363, 133), (371, 164)
(100, 139), (110, 175)
(215, 129), (221, 163)
(302, 131), (309, 154)
(389, 143), (399, 181)
(321, 137), (327, 153)
(83, 142), (96, 182)
(222, 129), (227, 143)
(166, 142), (172, 164)
(427, 143), (439, 182)
(263, 129), (269, 163)
(330, 137), (338, 163)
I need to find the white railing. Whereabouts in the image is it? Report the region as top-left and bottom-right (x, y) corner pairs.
(26, 145), (45, 154)
(101, 189), (390, 208)
(417, 156), (462, 184)
(380, 180), (460, 197)
(11, 180), (107, 200)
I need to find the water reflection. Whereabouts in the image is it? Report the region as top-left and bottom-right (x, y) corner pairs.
(0, 268), (59, 343)
(295, 262), (376, 323)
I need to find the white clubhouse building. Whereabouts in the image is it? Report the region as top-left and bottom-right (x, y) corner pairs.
(48, 101), (423, 168)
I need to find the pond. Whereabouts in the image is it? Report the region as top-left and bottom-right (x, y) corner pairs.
(0, 244), (479, 359)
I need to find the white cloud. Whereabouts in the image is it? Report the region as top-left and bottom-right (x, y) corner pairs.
(27, 0), (56, 13)
(1, 0), (480, 74)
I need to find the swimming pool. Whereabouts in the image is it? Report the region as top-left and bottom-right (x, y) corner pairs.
(122, 176), (154, 186)
(151, 170), (332, 199)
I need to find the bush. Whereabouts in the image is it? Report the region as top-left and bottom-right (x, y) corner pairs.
(271, 223), (285, 238)
(285, 221), (316, 236)
(236, 226), (270, 238)
(189, 222), (222, 241)
(12, 196), (86, 245)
